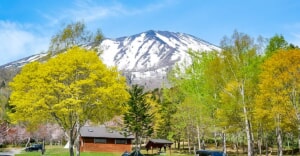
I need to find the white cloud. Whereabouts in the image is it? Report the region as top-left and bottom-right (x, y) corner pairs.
(68, 1), (117, 22)
(0, 0), (177, 65)
(290, 33), (300, 46)
(42, 0), (174, 26)
(283, 22), (300, 46)
(284, 22), (300, 47)
(0, 21), (49, 65)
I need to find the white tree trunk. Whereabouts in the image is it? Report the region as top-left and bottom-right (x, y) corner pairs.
(240, 83), (253, 156)
(244, 110), (253, 156)
(25, 137), (30, 148)
(75, 123), (80, 156)
(214, 131), (218, 149)
(298, 135), (300, 154)
(188, 137), (191, 154)
(222, 130), (226, 154)
(276, 115), (283, 156)
(197, 125), (201, 150)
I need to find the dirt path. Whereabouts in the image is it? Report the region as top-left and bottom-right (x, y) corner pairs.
(0, 148), (22, 156)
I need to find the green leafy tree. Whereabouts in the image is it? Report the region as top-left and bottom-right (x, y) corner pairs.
(264, 34), (299, 57)
(265, 34), (288, 57)
(188, 50), (225, 150)
(0, 80), (9, 122)
(181, 51), (220, 151)
(168, 50), (222, 152)
(49, 21), (103, 55)
(123, 84), (154, 151)
(218, 31), (261, 156)
(9, 47), (129, 156)
(155, 87), (181, 139)
(147, 88), (163, 138)
(0, 80), (5, 119)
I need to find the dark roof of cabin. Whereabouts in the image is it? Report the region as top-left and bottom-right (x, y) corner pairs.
(80, 126), (134, 139)
(145, 139), (173, 149)
(148, 139), (173, 144)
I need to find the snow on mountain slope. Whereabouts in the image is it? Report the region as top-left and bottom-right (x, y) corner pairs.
(99, 30), (220, 72)
(0, 53), (48, 69)
(0, 30), (220, 89)
(98, 30), (220, 89)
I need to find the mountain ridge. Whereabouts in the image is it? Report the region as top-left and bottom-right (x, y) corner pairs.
(0, 30), (220, 89)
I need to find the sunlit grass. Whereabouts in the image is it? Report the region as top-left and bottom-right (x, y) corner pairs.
(15, 145), (192, 156)
(16, 146), (123, 156)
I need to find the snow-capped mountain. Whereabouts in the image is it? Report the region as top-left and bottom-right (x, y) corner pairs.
(100, 30), (220, 70)
(0, 30), (220, 89)
(98, 30), (220, 89)
(0, 53), (49, 69)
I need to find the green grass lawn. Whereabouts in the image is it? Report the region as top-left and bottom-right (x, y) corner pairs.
(14, 145), (300, 156)
(17, 152), (122, 156)
(16, 146), (122, 156)
(15, 146), (192, 156)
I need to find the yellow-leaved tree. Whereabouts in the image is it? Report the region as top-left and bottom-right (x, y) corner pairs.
(254, 49), (300, 156)
(9, 47), (129, 156)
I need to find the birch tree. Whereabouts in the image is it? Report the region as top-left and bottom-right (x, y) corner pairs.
(219, 31), (261, 156)
(49, 21), (103, 55)
(168, 50), (222, 152)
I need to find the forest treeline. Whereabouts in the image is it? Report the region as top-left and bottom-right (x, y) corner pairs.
(153, 31), (300, 156)
(0, 22), (300, 156)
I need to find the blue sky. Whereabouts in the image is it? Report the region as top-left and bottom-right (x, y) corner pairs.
(1, 0), (300, 65)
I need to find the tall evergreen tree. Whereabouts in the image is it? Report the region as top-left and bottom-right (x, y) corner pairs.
(123, 85), (154, 152)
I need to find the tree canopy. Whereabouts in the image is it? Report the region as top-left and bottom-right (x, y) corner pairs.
(49, 21), (103, 55)
(9, 47), (129, 156)
(254, 49), (300, 155)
